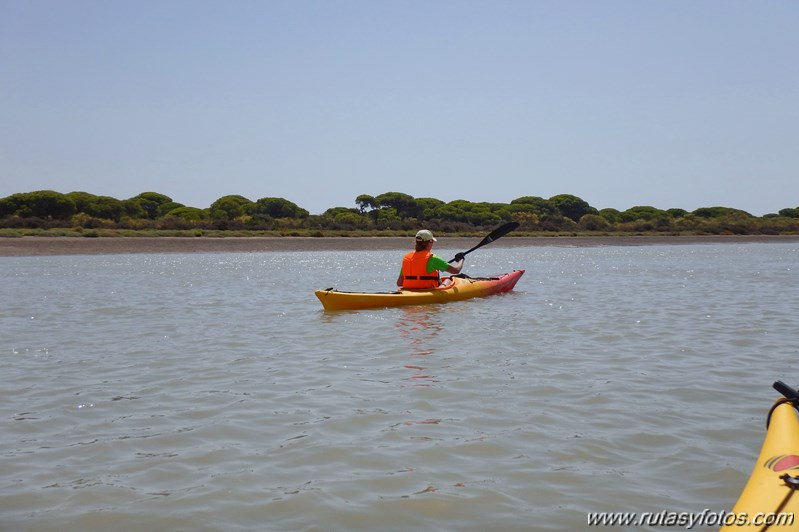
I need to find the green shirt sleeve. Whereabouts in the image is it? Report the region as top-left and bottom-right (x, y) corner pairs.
(427, 254), (451, 273)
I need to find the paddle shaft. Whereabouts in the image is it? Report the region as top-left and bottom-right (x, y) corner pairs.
(448, 221), (519, 263)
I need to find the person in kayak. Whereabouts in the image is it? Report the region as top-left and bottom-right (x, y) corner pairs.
(397, 229), (465, 289)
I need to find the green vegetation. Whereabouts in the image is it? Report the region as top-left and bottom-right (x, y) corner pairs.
(1, 190), (798, 237)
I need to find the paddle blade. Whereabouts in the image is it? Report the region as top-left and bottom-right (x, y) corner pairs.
(478, 221), (520, 247)
(449, 221), (520, 262)
(774, 381), (799, 403)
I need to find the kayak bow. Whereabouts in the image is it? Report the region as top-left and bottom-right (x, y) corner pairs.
(722, 381), (799, 530)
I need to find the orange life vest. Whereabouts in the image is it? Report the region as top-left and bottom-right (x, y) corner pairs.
(401, 250), (440, 289)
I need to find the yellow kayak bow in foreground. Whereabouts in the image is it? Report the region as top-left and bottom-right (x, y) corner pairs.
(722, 381), (799, 530)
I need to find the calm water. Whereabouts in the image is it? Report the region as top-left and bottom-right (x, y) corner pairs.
(2, 242), (798, 531)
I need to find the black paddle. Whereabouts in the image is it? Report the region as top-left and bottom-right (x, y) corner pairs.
(774, 381), (799, 404)
(769, 381), (799, 428)
(448, 221), (520, 263)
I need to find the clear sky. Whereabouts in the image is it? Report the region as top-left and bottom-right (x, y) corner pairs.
(1, 1), (797, 216)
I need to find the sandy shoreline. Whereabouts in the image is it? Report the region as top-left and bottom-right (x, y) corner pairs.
(2, 235), (798, 257)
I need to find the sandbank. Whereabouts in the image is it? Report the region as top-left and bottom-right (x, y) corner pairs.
(1, 235), (798, 257)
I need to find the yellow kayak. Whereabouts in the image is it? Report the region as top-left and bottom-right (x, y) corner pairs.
(722, 381), (799, 530)
(315, 270), (524, 310)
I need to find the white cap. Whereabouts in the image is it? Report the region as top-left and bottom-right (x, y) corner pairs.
(415, 229), (437, 242)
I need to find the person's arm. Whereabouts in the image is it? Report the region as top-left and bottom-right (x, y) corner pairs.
(445, 258), (464, 275)
(396, 271), (404, 286)
(430, 254), (464, 275)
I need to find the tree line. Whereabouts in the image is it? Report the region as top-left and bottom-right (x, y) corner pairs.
(1, 189), (799, 236)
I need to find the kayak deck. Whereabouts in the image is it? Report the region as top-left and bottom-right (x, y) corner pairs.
(315, 269), (524, 310)
(722, 382), (799, 530)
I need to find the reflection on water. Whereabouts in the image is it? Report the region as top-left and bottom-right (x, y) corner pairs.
(395, 306), (443, 386)
(396, 306), (444, 355)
